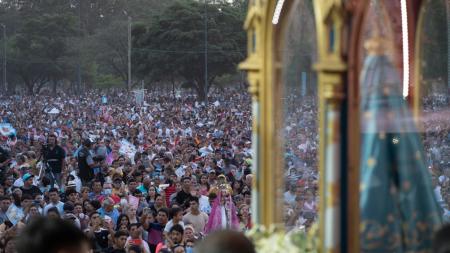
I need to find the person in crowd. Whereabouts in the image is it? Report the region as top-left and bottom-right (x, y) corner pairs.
(156, 224), (184, 253)
(151, 194), (167, 214)
(183, 225), (196, 243)
(24, 203), (41, 224)
(77, 139), (95, 185)
(116, 214), (131, 232)
(195, 230), (256, 253)
(74, 202), (89, 230)
(42, 134), (66, 186)
(65, 187), (79, 204)
(90, 180), (105, 201)
(204, 184), (239, 234)
(98, 197), (120, 226)
(125, 223), (150, 253)
(107, 230), (129, 253)
(183, 197), (208, 236)
(3, 234), (16, 253)
(144, 208), (169, 253)
(164, 207), (185, 234)
(0, 146), (10, 181)
(237, 204), (251, 232)
(128, 205), (140, 223)
(46, 207), (61, 219)
(62, 202), (81, 228)
(0, 196), (11, 224)
(84, 211), (111, 253)
(15, 217), (91, 253)
(174, 177), (192, 208)
(43, 188), (64, 215)
(20, 173), (41, 197)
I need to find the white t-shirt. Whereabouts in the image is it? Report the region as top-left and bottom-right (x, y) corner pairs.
(163, 219), (185, 233)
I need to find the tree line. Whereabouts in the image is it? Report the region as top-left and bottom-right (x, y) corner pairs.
(0, 0), (248, 99)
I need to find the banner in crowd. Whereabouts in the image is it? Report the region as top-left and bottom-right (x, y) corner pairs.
(119, 139), (136, 161)
(128, 195), (139, 210)
(0, 123), (16, 137)
(6, 204), (23, 225)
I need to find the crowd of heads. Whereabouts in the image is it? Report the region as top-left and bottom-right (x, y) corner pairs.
(282, 93), (319, 231)
(0, 87), (256, 253)
(4, 85), (444, 252)
(422, 93), (450, 221)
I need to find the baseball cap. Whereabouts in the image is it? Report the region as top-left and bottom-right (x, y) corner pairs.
(22, 173), (34, 181)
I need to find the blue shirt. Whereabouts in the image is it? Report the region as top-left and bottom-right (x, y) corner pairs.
(98, 207), (120, 225)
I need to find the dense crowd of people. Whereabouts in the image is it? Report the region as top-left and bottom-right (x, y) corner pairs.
(2, 84), (445, 252)
(422, 93), (450, 221)
(282, 93), (319, 231)
(0, 88), (255, 253)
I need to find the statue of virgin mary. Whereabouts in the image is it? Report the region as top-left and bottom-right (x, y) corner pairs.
(204, 175), (240, 234)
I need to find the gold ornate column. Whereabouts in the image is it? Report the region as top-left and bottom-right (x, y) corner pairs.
(239, 0), (285, 228)
(239, 0), (265, 226)
(241, 3), (359, 252)
(313, 1), (348, 252)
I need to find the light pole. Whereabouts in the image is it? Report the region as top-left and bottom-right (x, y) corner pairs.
(1, 24), (6, 94)
(128, 15), (132, 91)
(77, 2), (82, 94)
(123, 11), (132, 91)
(204, 0), (208, 103)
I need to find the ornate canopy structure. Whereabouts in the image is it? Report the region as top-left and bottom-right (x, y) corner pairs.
(240, 0), (448, 252)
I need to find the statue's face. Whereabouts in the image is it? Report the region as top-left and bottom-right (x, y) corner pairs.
(221, 189), (230, 200)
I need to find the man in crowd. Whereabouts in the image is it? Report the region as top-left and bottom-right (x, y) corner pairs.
(43, 188), (64, 215)
(175, 177), (192, 207)
(164, 207), (184, 234)
(97, 197), (120, 225)
(107, 230), (128, 253)
(0, 146), (10, 181)
(183, 197), (208, 236)
(20, 173), (41, 197)
(144, 208), (169, 253)
(125, 223), (150, 253)
(42, 134), (66, 186)
(90, 180), (105, 201)
(0, 195), (11, 224)
(77, 139), (95, 184)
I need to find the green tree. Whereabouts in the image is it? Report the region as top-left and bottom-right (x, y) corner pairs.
(134, 0), (246, 101)
(78, 0), (174, 89)
(9, 13), (76, 94)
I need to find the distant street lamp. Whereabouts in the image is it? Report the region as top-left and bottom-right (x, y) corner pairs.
(204, 0), (208, 103)
(123, 11), (132, 91)
(70, 0), (83, 94)
(128, 16), (132, 91)
(0, 24), (6, 93)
